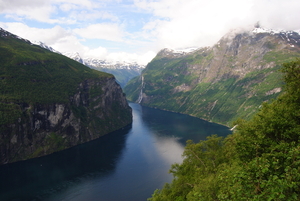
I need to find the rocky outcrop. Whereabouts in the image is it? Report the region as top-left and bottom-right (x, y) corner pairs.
(0, 77), (132, 164)
(124, 28), (300, 125)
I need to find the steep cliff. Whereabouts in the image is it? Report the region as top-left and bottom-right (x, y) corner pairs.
(124, 28), (300, 125)
(0, 28), (132, 164)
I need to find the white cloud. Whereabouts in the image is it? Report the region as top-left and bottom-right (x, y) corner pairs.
(82, 46), (108, 59)
(106, 50), (156, 65)
(0, 0), (114, 24)
(135, 0), (300, 50)
(1, 0), (300, 65)
(0, 0), (56, 23)
(0, 22), (87, 56)
(0, 22), (154, 65)
(74, 23), (124, 41)
(0, 22), (71, 44)
(250, 0), (300, 31)
(54, 0), (95, 10)
(58, 3), (81, 12)
(137, 51), (157, 65)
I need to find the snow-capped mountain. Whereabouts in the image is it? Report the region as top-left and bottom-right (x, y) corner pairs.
(83, 57), (144, 71)
(252, 27), (300, 36)
(60, 51), (145, 73)
(30, 40), (145, 70)
(31, 41), (61, 54)
(124, 26), (300, 125)
(251, 27), (300, 47)
(30, 40), (145, 87)
(63, 52), (84, 64)
(159, 27), (300, 59)
(172, 47), (200, 54)
(82, 57), (145, 87)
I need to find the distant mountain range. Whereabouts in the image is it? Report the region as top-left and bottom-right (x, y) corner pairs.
(124, 27), (300, 125)
(31, 41), (145, 87)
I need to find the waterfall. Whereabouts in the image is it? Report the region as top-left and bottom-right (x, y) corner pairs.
(136, 75), (144, 104)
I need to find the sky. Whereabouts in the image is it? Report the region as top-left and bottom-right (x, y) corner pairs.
(0, 0), (300, 65)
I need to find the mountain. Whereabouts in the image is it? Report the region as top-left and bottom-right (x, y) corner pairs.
(63, 51), (84, 64)
(31, 41), (61, 54)
(0, 28), (132, 164)
(82, 58), (144, 88)
(124, 28), (300, 125)
(31, 43), (145, 87)
(149, 59), (300, 200)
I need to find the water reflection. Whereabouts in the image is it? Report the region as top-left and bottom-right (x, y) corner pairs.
(0, 103), (231, 201)
(139, 104), (231, 144)
(152, 135), (185, 165)
(0, 125), (132, 201)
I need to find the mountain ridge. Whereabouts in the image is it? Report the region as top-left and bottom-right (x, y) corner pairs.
(0, 27), (132, 164)
(124, 28), (300, 125)
(31, 41), (145, 87)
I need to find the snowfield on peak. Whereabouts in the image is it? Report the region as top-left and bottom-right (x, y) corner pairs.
(172, 47), (200, 54)
(30, 40), (145, 71)
(31, 41), (61, 54)
(252, 27), (300, 36)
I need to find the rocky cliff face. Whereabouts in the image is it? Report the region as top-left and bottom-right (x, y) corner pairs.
(0, 28), (132, 165)
(124, 28), (300, 125)
(0, 77), (132, 164)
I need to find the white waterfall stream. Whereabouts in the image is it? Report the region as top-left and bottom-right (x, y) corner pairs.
(136, 75), (144, 104)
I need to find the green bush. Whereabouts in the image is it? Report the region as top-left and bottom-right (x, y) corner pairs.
(149, 59), (300, 201)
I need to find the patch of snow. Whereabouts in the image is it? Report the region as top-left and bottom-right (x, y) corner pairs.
(31, 41), (61, 54)
(252, 27), (300, 37)
(83, 57), (145, 71)
(173, 47), (199, 54)
(62, 52), (83, 63)
(252, 27), (282, 35)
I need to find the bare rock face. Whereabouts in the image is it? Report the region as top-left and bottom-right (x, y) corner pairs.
(0, 77), (132, 164)
(124, 29), (300, 125)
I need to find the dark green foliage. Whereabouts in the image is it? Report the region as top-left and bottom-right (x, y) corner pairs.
(149, 59), (300, 200)
(123, 76), (142, 101)
(263, 50), (300, 64)
(0, 103), (21, 125)
(149, 134), (237, 201)
(0, 34), (112, 125)
(0, 30), (133, 164)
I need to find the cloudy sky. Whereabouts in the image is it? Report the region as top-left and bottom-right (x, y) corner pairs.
(0, 0), (300, 64)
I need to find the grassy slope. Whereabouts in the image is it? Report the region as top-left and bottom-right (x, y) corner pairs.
(125, 48), (300, 125)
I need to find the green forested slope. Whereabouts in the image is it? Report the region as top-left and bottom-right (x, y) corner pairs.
(149, 59), (300, 200)
(0, 31), (111, 103)
(0, 28), (132, 163)
(124, 31), (300, 125)
(0, 29), (112, 124)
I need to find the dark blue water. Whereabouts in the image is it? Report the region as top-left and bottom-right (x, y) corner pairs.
(0, 103), (231, 201)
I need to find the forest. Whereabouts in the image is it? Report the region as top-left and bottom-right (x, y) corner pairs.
(148, 59), (300, 200)
(0, 34), (112, 125)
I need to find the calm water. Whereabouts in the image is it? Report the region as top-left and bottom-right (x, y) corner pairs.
(0, 103), (231, 201)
